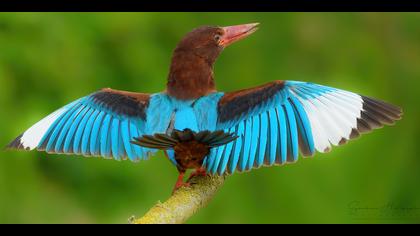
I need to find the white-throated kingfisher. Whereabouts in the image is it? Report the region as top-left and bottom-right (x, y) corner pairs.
(7, 23), (403, 192)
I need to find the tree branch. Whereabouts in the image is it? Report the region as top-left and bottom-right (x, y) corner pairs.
(132, 174), (226, 224)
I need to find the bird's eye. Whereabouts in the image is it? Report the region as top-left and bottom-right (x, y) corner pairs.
(214, 34), (222, 42)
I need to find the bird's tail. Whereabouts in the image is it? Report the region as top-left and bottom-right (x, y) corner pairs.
(131, 129), (238, 150)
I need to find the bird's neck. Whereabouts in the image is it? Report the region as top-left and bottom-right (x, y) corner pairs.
(166, 51), (216, 100)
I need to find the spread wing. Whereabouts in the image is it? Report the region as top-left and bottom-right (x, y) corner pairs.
(7, 88), (157, 161)
(204, 80), (403, 175)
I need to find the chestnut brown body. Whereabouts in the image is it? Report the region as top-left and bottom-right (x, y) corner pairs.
(173, 140), (210, 172)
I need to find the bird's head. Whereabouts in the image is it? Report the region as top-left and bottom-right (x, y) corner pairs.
(167, 23), (259, 100)
(174, 23), (260, 64)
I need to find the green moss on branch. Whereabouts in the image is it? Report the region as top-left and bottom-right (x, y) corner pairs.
(132, 175), (225, 224)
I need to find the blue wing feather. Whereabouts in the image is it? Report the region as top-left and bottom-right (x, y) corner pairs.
(166, 150), (178, 166)
(121, 119), (135, 161)
(211, 145), (226, 174)
(228, 122), (244, 174)
(46, 104), (81, 153)
(100, 114), (112, 158)
(129, 120), (142, 160)
(247, 115), (260, 170)
(268, 109), (278, 165)
(276, 106), (287, 164)
(118, 129), (126, 160)
(239, 119), (252, 171)
(90, 111), (105, 156)
(284, 101), (299, 161)
(79, 109), (96, 155)
(55, 105), (85, 153)
(256, 112), (268, 167)
(206, 149), (218, 172)
(63, 106), (89, 153)
(217, 127), (235, 174)
(111, 118), (120, 160)
(37, 101), (80, 150)
(289, 96), (315, 156)
(72, 108), (90, 154)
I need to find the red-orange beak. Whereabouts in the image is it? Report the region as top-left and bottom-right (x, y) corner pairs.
(219, 23), (259, 47)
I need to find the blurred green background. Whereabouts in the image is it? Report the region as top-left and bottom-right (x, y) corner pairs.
(0, 13), (418, 224)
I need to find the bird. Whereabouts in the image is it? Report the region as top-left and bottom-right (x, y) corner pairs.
(7, 23), (403, 192)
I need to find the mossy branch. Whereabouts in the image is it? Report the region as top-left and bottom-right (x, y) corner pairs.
(131, 174), (225, 224)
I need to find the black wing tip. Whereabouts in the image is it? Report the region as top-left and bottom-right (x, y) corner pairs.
(4, 134), (29, 151)
(351, 96), (403, 138)
(361, 95), (403, 117)
(361, 95), (402, 122)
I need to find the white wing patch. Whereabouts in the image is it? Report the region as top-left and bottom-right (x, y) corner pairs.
(291, 88), (363, 153)
(19, 106), (68, 150)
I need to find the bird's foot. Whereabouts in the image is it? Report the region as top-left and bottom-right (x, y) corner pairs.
(172, 181), (191, 194)
(172, 171), (191, 194)
(187, 167), (208, 183)
(171, 168), (208, 194)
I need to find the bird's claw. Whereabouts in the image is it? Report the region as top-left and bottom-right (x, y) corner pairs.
(172, 182), (191, 194)
(171, 168), (208, 194)
(187, 168), (208, 183)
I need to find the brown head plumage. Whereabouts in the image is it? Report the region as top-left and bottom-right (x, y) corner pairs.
(166, 23), (259, 100)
